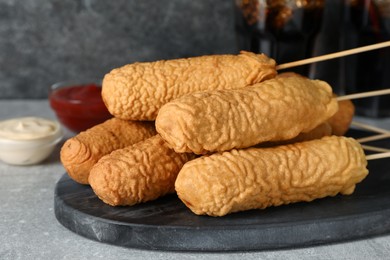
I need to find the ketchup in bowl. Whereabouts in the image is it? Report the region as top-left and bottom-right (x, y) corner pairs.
(49, 81), (112, 133)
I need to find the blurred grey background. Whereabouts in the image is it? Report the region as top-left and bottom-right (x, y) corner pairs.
(0, 0), (237, 99)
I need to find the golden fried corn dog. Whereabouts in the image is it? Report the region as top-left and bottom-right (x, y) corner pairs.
(275, 71), (303, 79)
(89, 135), (195, 206)
(102, 51), (277, 121)
(156, 76), (339, 154)
(288, 122), (332, 142)
(60, 118), (156, 185)
(262, 122), (332, 147)
(277, 73), (355, 136)
(328, 99), (355, 136)
(175, 136), (368, 217)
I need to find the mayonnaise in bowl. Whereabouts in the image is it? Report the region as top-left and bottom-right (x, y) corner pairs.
(0, 117), (63, 165)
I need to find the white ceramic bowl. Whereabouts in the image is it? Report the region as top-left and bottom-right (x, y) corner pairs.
(0, 117), (63, 165)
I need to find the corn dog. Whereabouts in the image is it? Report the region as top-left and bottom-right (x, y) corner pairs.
(89, 135), (195, 206)
(328, 99), (355, 136)
(156, 76), (338, 154)
(261, 122), (332, 147)
(175, 136), (368, 217)
(277, 72), (355, 136)
(102, 51), (277, 121)
(60, 118), (156, 185)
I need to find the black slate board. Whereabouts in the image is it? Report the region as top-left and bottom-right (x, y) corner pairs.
(54, 129), (390, 251)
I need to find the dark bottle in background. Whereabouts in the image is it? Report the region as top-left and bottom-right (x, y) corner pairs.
(235, 0), (390, 118)
(310, 0), (345, 95)
(341, 0), (390, 117)
(235, 0), (325, 76)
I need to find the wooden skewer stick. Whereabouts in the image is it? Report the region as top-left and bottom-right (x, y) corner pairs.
(361, 145), (390, 153)
(366, 152), (390, 161)
(336, 88), (390, 101)
(276, 41), (390, 70)
(351, 121), (390, 134)
(352, 122), (390, 154)
(357, 133), (390, 143)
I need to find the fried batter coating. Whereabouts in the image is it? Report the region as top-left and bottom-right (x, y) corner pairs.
(102, 51), (277, 121)
(175, 136), (368, 217)
(328, 99), (355, 136)
(277, 73), (355, 136)
(262, 122), (332, 147)
(289, 122), (332, 142)
(156, 76), (338, 154)
(89, 135), (195, 206)
(60, 118), (156, 185)
(275, 72), (304, 79)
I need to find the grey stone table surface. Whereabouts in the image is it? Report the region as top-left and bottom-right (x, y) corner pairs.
(1, 100), (390, 260)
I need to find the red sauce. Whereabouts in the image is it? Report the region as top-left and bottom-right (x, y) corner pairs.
(49, 84), (112, 132)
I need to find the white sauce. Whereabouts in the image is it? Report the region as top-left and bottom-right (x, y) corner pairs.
(0, 117), (63, 165)
(0, 117), (60, 140)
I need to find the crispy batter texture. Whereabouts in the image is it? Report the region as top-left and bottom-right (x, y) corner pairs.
(175, 136), (369, 217)
(102, 51), (277, 120)
(276, 72), (303, 79)
(288, 122), (332, 142)
(261, 122), (332, 147)
(277, 73), (355, 136)
(89, 135), (195, 206)
(60, 118), (156, 185)
(328, 99), (355, 136)
(156, 76), (339, 154)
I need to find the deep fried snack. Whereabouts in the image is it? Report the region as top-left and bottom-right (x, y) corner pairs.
(275, 71), (304, 79)
(156, 76), (338, 154)
(288, 122), (332, 142)
(89, 135), (195, 206)
(277, 73), (355, 136)
(262, 122), (332, 147)
(60, 118), (156, 184)
(102, 51), (277, 121)
(175, 136), (368, 217)
(328, 99), (355, 136)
